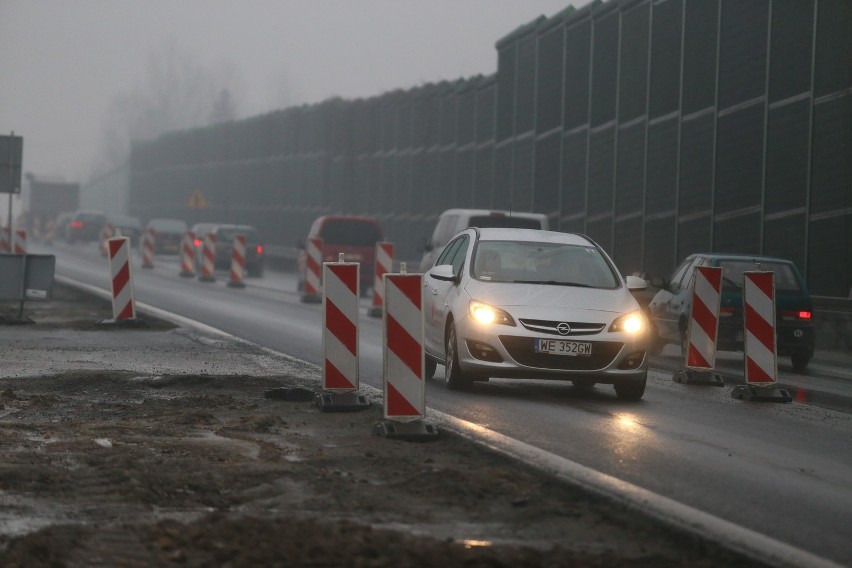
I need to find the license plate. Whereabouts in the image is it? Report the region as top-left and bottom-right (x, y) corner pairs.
(534, 338), (592, 356)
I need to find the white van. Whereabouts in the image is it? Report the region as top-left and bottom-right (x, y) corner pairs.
(419, 208), (549, 271)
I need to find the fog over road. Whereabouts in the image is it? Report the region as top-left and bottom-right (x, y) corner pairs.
(44, 241), (852, 567)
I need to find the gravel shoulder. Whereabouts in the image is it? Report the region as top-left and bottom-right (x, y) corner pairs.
(0, 284), (766, 567)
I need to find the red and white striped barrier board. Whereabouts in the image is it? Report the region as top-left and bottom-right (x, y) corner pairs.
(370, 242), (394, 316)
(744, 271), (777, 385)
(198, 232), (216, 282)
(179, 230), (196, 277)
(141, 227), (156, 268)
(228, 234), (247, 288)
(100, 223), (114, 257)
(108, 236), (136, 320)
(305, 237), (323, 297)
(322, 261), (359, 391)
(0, 226), (9, 253)
(686, 266), (722, 370)
(382, 273), (425, 420)
(13, 229), (26, 255)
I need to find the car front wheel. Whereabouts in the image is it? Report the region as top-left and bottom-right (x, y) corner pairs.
(614, 375), (646, 401)
(791, 350), (811, 372)
(445, 323), (472, 391)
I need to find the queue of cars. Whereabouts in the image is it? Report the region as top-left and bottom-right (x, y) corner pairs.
(49, 206), (813, 391)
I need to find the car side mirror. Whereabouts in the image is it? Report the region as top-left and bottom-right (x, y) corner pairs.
(625, 275), (648, 291)
(429, 264), (457, 283)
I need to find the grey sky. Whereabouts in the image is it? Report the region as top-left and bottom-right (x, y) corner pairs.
(1, 0), (573, 183)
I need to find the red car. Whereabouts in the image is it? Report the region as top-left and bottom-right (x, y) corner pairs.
(297, 215), (383, 299)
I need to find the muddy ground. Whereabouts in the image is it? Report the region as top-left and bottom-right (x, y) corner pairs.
(0, 285), (765, 567)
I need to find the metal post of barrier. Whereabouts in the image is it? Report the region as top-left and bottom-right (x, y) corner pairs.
(374, 272), (438, 440)
(368, 242), (393, 318)
(315, 257), (369, 412)
(227, 234), (247, 289)
(179, 230), (196, 277)
(673, 266), (725, 386)
(732, 271), (792, 402)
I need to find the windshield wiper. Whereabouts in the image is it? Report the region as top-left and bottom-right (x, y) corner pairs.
(513, 280), (593, 288)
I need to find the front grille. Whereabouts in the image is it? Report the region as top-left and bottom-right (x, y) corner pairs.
(518, 319), (606, 336)
(499, 336), (623, 370)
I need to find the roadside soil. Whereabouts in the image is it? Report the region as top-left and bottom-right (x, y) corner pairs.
(0, 284), (765, 567)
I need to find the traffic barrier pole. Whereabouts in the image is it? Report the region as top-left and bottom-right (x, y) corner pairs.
(179, 230), (196, 277)
(673, 266), (724, 386)
(374, 272), (438, 440)
(368, 242), (393, 318)
(198, 232), (216, 282)
(227, 234), (247, 288)
(13, 229), (26, 255)
(107, 236), (136, 320)
(316, 256), (368, 412)
(141, 227), (156, 269)
(732, 271), (791, 402)
(0, 226), (9, 253)
(302, 237), (323, 301)
(100, 223), (114, 257)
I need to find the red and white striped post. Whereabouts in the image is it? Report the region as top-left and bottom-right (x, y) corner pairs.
(0, 226), (11, 253)
(744, 271), (778, 385)
(179, 230), (196, 277)
(368, 242), (394, 317)
(107, 236), (136, 321)
(375, 272), (437, 439)
(13, 228), (27, 255)
(316, 256), (369, 411)
(100, 222), (114, 257)
(732, 270), (791, 402)
(673, 266), (724, 386)
(141, 227), (156, 269)
(227, 234), (247, 289)
(302, 237), (323, 301)
(198, 232), (216, 282)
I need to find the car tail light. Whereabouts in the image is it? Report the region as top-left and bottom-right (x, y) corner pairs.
(256, 245), (264, 255)
(719, 307), (734, 317)
(70, 221), (84, 229)
(194, 238), (202, 247)
(781, 310), (812, 321)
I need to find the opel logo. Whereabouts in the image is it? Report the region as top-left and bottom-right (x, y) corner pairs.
(793, 329), (803, 338)
(556, 323), (571, 335)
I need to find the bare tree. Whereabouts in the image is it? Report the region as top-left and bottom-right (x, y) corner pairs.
(94, 39), (242, 175)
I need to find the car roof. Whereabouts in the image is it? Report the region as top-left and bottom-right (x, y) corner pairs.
(474, 228), (594, 246)
(693, 252), (796, 264)
(440, 208), (547, 220)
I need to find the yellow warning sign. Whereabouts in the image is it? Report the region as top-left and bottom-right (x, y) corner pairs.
(187, 189), (207, 209)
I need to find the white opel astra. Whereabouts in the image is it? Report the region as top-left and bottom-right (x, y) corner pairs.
(423, 228), (650, 400)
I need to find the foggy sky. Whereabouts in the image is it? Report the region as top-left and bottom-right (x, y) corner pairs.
(0, 0), (573, 184)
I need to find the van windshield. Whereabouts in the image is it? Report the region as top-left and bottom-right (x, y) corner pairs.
(320, 220), (381, 246)
(717, 260), (802, 293)
(468, 215), (542, 230)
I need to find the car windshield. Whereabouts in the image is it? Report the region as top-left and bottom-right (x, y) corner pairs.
(320, 220), (381, 246)
(468, 215), (542, 230)
(473, 240), (619, 289)
(149, 219), (187, 232)
(218, 227), (260, 244)
(717, 260), (802, 293)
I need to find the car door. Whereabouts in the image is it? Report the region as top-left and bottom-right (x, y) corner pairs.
(424, 235), (468, 355)
(650, 256), (699, 341)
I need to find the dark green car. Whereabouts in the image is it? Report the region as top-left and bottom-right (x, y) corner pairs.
(647, 254), (814, 372)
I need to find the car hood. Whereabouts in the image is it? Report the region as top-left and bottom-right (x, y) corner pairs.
(465, 280), (638, 317)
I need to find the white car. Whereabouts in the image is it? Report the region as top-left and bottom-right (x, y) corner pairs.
(423, 228), (650, 400)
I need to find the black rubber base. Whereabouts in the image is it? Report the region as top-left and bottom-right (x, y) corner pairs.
(315, 391), (371, 412)
(672, 368), (725, 386)
(373, 420), (439, 442)
(94, 317), (149, 329)
(731, 385), (793, 403)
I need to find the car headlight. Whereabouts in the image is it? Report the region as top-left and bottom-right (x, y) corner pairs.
(469, 301), (515, 326)
(609, 311), (646, 334)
